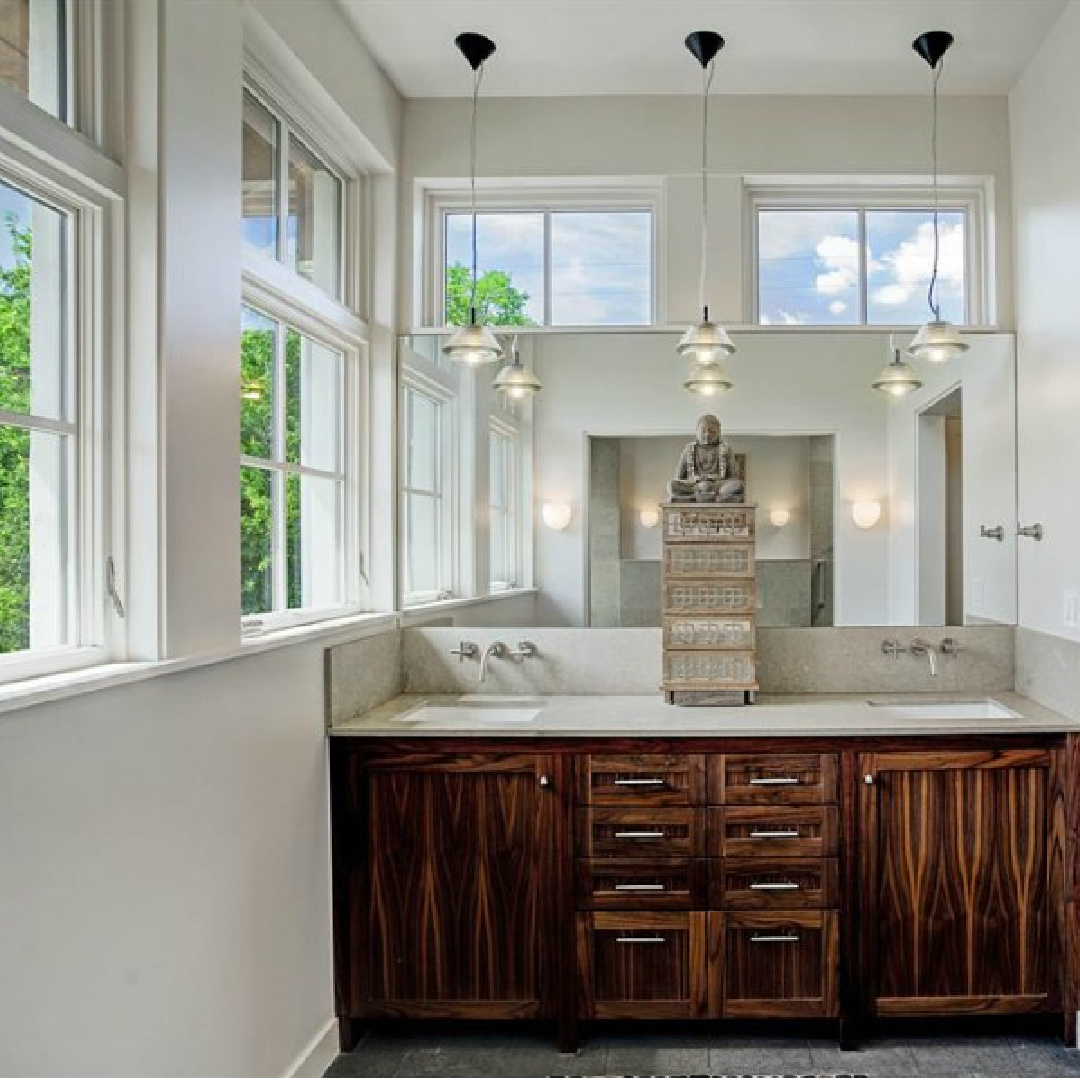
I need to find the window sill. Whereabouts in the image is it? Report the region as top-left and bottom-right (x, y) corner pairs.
(400, 588), (538, 625)
(0, 611), (399, 720)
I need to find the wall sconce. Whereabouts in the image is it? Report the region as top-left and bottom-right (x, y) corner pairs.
(852, 500), (883, 529)
(640, 508), (660, 529)
(542, 502), (572, 531)
(769, 508), (791, 528)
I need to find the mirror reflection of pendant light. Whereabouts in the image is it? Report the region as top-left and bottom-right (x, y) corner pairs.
(872, 335), (924, 397)
(443, 33), (503, 366)
(677, 31), (735, 375)
(493, 335), (542, 399)
(908, 31), (968, 364)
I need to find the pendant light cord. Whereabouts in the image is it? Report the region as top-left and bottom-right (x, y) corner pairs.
(469, 62), (485, 321)
(927, 59), (943, 320)
(699, 59), (716, 320)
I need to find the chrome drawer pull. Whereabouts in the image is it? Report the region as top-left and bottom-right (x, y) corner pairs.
(613, 778), (667, 786)
(749, 777), (800, 786)
(749, 881), (801, 891)
(614, 883), (666, 892)
(750, 934), (801, 944)
(614, 830), (665, 839)
(748, 829), (799, 839)
(615, 935), (666, 945)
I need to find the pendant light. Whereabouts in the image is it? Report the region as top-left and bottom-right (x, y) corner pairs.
(908, 31), (968, 364)
(872, 335), (924, 397)
(493, 336), (542, 399)
(443, 33), (503, 366)
(677, 31), (735, 367)
(683, 360), (734, 397)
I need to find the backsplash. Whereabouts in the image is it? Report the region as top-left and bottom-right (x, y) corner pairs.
(325, 629), (404, 726)
(402, 626), (1015, 697)
(1016, 627), (1080, 720)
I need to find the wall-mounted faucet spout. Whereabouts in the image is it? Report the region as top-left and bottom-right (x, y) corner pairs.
(909, 637), (939, 677)
(478, 641), (507, 683)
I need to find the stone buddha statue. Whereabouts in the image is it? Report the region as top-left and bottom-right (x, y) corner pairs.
(667, 414), (745, 503)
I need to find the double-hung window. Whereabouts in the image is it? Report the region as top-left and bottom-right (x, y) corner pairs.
(488, 424), (519, 591)
(437, 203), (655, 327)
(240, 76), (365, 632)
(400, 379), (452, 605)
(750, 186), (986, 327)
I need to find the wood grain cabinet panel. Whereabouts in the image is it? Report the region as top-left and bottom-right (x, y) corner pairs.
(364, 755), (557, 1018)
(860, 751), (1053, 1017)
(712, 911), (839, 1018)
(713, 754), (838, 805)
(577, 911), (708, 1019)
(576, 859), (705, 910)
(709, 805), (838, 858)
(711, 858), (838, 911)
(577, 754), (705, 807)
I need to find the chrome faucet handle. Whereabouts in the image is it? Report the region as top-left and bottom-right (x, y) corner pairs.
(450, 641), (478, 661)
(940, 637), (961, 656)
(507, 640), (538, 661)
(881, 638), (906, 658)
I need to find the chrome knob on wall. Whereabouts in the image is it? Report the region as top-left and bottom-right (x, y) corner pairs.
(1018, 523), (1045, 541)
(980, 525), (1005, 541)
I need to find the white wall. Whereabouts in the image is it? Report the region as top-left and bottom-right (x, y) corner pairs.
(618, 434), (810, 562)
(1010, 0), (1080, 644)
(0, 0), (403, 1075)
(885, 336), (1017, 625)
(401, 93), (1014, 329)
(532, 332), (895, 627)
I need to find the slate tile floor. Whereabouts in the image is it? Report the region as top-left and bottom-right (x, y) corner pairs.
(326, 1029), (1080, 1078)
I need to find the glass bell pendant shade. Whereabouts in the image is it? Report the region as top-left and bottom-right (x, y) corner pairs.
(676, 317), (735, 364)
(442, 320), (503, 365)
(872, 355), (923, 397)
(683, 360), (734, 396)
(493, 357), (542, 400)
(907, 319), (969, 363)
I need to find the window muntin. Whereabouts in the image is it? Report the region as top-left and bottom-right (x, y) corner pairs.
(401, 383), (448, 604)
(442, 208), (653, 328)
(240, 306), (347, 621)
(0, 0), (68, 121)
(488, 428), (518, 590)
(0, 176), (77, 656)
(756, 205), (968, 326)
(241, 86), (345, 301)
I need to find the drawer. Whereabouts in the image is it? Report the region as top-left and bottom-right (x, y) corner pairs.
(578, 808), (699, 858)
(712, 754), (838, 805)
(577, 754), (705, 807)
(664, 579), (756, 615)
(663, 504), (755, 543)
(576, 859), (705, 910)
(712, 911), (838, 1018)
(664, 542), (755, 578)
(664, 616), (755, 651)
(708, 806), (838, 858)
(709, 858), (838, 910)
(578, 911), (708, 1019)
(663, 650), (756, 690)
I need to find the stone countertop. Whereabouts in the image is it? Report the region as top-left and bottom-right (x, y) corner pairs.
(329, 691), (1080, 738)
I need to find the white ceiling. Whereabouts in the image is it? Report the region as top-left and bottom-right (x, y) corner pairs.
(336, 0), (1067, 98)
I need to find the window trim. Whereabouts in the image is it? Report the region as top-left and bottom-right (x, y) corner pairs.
(744, 179), (991, 328)
(421, 183), (664, 329)
(488, 417), (521, 593)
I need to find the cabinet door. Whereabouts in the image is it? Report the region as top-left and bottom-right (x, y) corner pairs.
(860, 750), (1052, 1016)
(365, 753), (557, 1017)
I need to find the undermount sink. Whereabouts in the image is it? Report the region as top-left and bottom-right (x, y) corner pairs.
(866, 697), (1020, 721)
(397, 698), (544, 725)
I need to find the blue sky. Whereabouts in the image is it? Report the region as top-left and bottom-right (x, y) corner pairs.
(445, 210), (652, 325)
(0, 181), (32, 270)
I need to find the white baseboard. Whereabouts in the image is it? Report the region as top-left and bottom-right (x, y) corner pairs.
(285, 1017), (340, 1078)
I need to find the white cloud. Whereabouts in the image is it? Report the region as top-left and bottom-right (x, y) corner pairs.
(870, 220), (964, 308)
(829, 300), (848, 315)
(814, 234), (859, 298)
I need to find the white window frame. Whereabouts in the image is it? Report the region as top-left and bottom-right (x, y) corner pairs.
(400, 365), (457, 607)
(421, 184), (663, 329)
(744, 179), (992, 328)
(488, 417), (521, 592)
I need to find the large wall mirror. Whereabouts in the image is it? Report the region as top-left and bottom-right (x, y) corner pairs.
(400, 331), (1017, 629)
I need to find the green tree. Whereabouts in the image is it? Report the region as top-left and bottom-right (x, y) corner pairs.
(444, 262), (535, 326)
(0, 217), (32, 653)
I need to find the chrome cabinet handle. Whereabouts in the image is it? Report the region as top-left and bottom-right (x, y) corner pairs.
(749, 881), (800, 891)
(749, 777), (800, 786)
(615, 935), (666, 945)
(749, 829), (799, 839)
(864, 774), (875, 785)
(750, 934), (801, 944)
(614, 883), (666, 892)
(538, 775), (552, 790)
(614, 830), (665, 839)
(613, 778), (666, 787)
